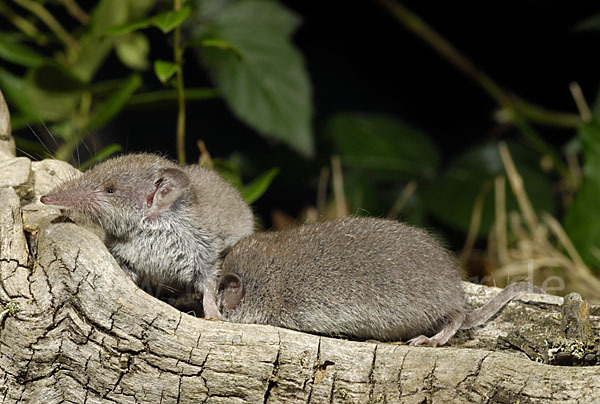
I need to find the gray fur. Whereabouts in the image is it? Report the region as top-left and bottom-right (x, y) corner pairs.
(217, 217), (466, 342)
(217, 217), (542, 345)
(40, 153), (254, 318)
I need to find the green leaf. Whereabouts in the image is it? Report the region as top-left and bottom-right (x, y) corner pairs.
(191, 0), (314, 156)
(104, 20), (151, 36)
(564, 121), (600, 270)
(154, 60), (178, 83)
(25, 63), (85, 121)
(564, 88), (600, 270)
(421, 142), (556, 235)
(326, 113), (440, 180)
(84, 74), (142, 131)
(78, 143), (123, 170)
(105, 5), (191, 35)
(115, 32), (150, 70)
(153, 5), (191, 33)
(0, 34), (44, 67)
(240, 168), (279, 204)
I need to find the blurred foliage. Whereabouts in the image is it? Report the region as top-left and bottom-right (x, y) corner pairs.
(421, 142), (556, 236)
(324, 113), (438, 223)
(0, 0), (303, 203)
(572, 13), (600, 32)
(326, 113), (439, 180)
(0, 0), (153, 160)
(355, 0), (600, 276)
(324, 113), (556, 237)
(564, 119), (600, 269)
(213, 158), (279, 204)
(208, 153), (279, 205)
(189, 0), (313, 156)
(565, 12), (600, 269)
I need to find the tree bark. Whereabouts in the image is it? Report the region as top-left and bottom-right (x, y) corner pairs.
(0, 90), (599, 404)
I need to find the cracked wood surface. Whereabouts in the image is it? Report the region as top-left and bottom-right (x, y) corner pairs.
(0, 187), (599, 403)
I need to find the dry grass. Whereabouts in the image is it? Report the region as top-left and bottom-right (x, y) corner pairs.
(482, 142), (600, 303)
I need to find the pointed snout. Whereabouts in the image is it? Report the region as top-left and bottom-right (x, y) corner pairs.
(40, 193), (66, 207)
(39, 187), (94, 210)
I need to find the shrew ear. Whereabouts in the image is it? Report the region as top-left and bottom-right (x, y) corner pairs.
(145, 168), (190, 220)
(218, 273), (245, 310)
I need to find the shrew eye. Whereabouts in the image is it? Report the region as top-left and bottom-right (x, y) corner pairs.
(106, 188), (115, 194)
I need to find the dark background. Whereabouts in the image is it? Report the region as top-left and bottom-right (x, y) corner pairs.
(27, 1), (600, 229)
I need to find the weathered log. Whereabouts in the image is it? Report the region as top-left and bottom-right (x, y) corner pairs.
(0, 89), (599, 403)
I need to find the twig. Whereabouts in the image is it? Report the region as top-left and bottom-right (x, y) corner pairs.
(459, 181), (491, 266)
(127, 88), (218, 106)
(489, 151), (600, 301)
(542, 214), (588, 273)
(330, 155), (347, 218)
(12, 0), (79, 57)
(387, 181), (416, 219)
(197, 140), (212, 169)
(316, 166), (330, 217)
(0, 0), (48, 45)
(565, 151), (582, 192)
(509, 112), (571, 181)
(376, 0), (496, 97)
(510, 95), (582, 128)
(57, 0), (89, 24)
(376, 0), (573, 179)
(543, 214), (600, 297)
(498, 142), (539, 236)
(569, 82), (592, 123)
(173, 0), (186, 164)
(494, 176), (509, 266)
(508, 212), (529, 256)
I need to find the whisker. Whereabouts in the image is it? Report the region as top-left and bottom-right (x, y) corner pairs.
(75, 130), (81, 168)
(15, 146), (38, 161)
(28, 124), (53, 159)
(40, 120), (59, 149)
(80, 132), (94, 163)
(90, 135), (98, 162)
